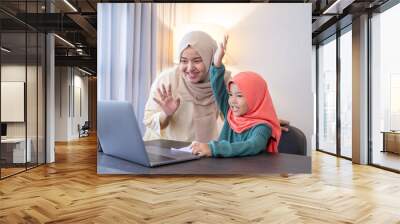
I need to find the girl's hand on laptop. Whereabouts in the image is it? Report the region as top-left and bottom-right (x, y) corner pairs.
(191, 141), (212, 157)
(153, 84), (181, 117)
(213, 35), (228, 67)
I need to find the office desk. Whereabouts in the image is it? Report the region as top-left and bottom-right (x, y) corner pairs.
(98, 140), (311, 175)
(381, 131), (400, 154)
(1, 138), (32, 164)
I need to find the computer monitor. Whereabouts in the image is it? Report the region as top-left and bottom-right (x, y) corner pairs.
(1, 123), (7, 137)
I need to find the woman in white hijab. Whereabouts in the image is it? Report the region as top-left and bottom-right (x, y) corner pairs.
(143, 31), (231, 142)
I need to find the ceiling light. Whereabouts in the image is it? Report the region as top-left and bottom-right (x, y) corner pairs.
(322, 0), (354, 15)
(63, 0), (78, 12)
(78, 67), (93, 76)
(54, 34), (75, 48)
(1, 47), (11, 53)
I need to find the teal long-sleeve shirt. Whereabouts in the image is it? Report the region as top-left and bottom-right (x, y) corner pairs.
(208, 64), (272, 157)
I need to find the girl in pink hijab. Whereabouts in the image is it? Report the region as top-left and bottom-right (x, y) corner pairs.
(191, 36), (281, 157)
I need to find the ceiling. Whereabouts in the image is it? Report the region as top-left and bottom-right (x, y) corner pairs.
(0, 0), (392, 76)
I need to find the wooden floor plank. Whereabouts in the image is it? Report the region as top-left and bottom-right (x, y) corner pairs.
(0, 134), (399, 223)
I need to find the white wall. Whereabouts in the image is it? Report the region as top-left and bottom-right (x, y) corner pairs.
(181, 3), (313, 154)
(72, 73), (89, 137)
(1, 66), (26, 129)
(1, 65), (40, 138)
(55, 67), (68, 141)
(55, 67), (89, 141)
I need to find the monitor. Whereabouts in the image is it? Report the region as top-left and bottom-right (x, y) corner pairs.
(1, 123), (7, 137)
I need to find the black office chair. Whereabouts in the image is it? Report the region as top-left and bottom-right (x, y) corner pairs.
(79, 121), (90, 138)
(278, 125), (307, 156)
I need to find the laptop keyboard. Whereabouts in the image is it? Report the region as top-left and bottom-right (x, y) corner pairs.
(147, 153), (175, 162)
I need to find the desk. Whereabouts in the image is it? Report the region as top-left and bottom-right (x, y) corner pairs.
(98, 140), (311, 175)
(382, 131), (400, 154)
(1, 138), (31, 164)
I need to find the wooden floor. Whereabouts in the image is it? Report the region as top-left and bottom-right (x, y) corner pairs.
(1, 135), (400, 223)
(1, 163), (45, 178)
(373, 150), (400, 171)
(1, 167), (26, 178)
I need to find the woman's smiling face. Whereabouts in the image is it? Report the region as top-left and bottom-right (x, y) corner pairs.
(179, 47), (208, 83)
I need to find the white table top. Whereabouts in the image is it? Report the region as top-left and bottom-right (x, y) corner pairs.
(1, 138), (29, 143)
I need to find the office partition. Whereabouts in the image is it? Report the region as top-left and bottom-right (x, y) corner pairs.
(0, 1), (47, 179)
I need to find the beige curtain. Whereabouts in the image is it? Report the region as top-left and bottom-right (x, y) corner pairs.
(155, 3), (177, 76)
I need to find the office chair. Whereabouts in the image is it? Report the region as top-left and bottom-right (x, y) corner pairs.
(79, 121), (90, 138)
(277, 125), (308, 178)
(278, 125), (307, 156)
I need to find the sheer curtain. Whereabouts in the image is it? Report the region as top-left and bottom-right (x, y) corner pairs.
(98, 3), (175, 134)
(155, 3), (176, 75)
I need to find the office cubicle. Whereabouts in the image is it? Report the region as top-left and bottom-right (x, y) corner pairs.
(0, 1), (46, 179)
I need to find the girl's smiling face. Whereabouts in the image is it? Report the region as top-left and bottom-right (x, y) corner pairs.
(228, 83), (248, 117)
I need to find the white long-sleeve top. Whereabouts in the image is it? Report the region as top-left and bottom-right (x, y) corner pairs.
(143, 67), (227, 142)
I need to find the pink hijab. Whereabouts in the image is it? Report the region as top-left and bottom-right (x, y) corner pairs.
(227, 72), (281, 153)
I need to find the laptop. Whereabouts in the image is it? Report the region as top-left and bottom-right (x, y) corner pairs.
(98, 100), (200, 167)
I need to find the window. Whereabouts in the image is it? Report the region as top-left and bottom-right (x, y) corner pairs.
(370, 2), (400, 171)
(318, 36), (337, 154)
(340, 28), (352, 158)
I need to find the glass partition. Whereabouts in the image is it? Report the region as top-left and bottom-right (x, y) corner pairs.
(1, 31), (28, 177)
(0, 1), (46, 179)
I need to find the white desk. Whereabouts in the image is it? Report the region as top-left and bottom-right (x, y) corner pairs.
(1, 138), (31, 163)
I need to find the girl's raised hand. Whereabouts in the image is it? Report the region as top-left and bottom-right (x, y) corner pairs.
(213, 35), (228, 67)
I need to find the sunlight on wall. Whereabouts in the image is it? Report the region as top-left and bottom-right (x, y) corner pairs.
(171, 4), (258, 66)
(172, 23), (225, 63)
(187, 3), (257, 30)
